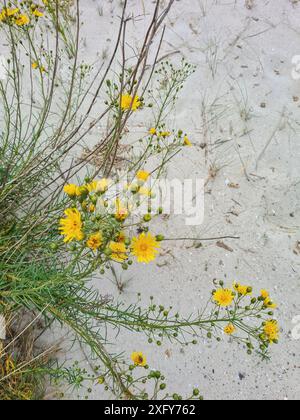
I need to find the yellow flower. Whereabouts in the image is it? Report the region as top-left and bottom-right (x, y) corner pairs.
(32, 9), (44, 18)
(15, 14), (30, 26)
(138, 186), (152, 197)
(224, 324), (236, 335)
(86, 180), (98, 193)
(131, 352), (147, 367)
(59, 208), (84, 243)
(260, 290), (276, 308)
(131, 233), (160, 264)
(184, 136), (192, 146)
(136, 170), (150, 183)
(159, 131), (171, 138)
(88, 204), (96, 213)
(63, 184), (80, 198)
(87, 232), (102, 251)
(115, 198), (129, 221)
(0, 8), (19, 21)
(121, 94), (141, 111)
(263, 320), (279, 343)
(213, 288), (234, 307)
(260, 290), (269, 300)
(233, 283), (252, 296)
(96, 178), (109, 193)
(109, 241), (128, 263)
(149, 128), (157, 135)
(32, 61), (46, 72)
(6, 8), (19, 17)
(264, 297), (277, 309)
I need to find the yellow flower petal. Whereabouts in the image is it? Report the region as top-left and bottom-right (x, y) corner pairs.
(131, 233), (160, 264)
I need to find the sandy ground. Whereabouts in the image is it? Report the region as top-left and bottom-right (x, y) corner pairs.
(57, 0), (300, 400)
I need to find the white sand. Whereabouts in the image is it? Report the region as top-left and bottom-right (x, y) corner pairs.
(55, 0), (300, 400)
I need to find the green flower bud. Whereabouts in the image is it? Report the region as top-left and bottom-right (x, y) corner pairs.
(91, 195), (98, 205)
(130, 184), (139, 194)
(78, 186), (88, 199)
(143, 214), (152, 222)
(50, 243), (59, 251)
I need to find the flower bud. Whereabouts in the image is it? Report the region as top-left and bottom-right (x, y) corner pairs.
(50, 243), (58, 251)
(98, 376), (105, 384)
(143, 214), (152, 222)
(104, 248), (112, 256)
